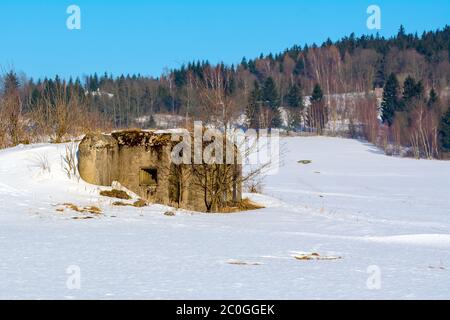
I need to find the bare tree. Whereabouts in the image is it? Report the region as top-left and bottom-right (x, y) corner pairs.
(0, 71), (24, 146)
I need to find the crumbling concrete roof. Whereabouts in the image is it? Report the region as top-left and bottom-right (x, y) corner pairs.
(110, 130), (173, 148)
(81, 132), (118, 149)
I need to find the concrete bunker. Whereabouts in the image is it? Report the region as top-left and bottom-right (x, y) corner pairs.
(78, 130), (242, 212)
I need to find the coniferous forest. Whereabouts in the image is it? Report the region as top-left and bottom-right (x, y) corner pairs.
(1, 25), (450, 158)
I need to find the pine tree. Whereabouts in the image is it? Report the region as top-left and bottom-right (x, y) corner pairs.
(3, 71), (19, 95)
(262, 77), (281, 128)
(439, 107), (450, 152)
(402, 76), (417, 104)
(284, 83), (304, 130)
(403, 76), (424, 99)
(415, 81), (424, 99)
(262, 77), (278, 108)
(428, 88), (439, 109)
(248, 60), (257, 75)
(401, 76), (425, 112)
(307, 83), (327, 134)
(373, 57), (385, 88)
(293, 59), (305, 76)
(241, 57), (248, 69)
(285, 83), (303, 108)
(245, 81), (261, 129)
(148, 115), (156, 128)
(310, 83), (324, 103)
(381, 73), (400, 126)
(2, 71), (22, 145)
(397, 25), (407, 49)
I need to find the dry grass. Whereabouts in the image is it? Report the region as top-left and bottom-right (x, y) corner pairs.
(100, 189), (131, 200)
(58, 203), (102, 215)
(133, 199), (147, 207)
(112, 201), (129, 206)
(84, 206), (102, 214)
(244, 178), (264, 194)
(294, 253), (342, 261)
(63, 203), (83, 212)
(112, 199), (147, 208)
(220, 198), (265, 213)
(61, 143), (78, 180)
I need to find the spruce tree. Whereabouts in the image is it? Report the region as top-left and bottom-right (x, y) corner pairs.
(428, 88), (439, 108)
(402, 76), (417, 104)
(2, 71), (21, 145)
(285, 83), (304, 130)
(246, 81), (261, 129)
(373, 57), (385, 88)
(262, 77), (281, 128)
(439, 107), (450, 152)
(381, 73), (400, 126)
(241, 57), (248, 69)
(293, 59), (305, 76)
(3, 71), (19, 95)
(148, 115), (156, 128)
(310, 83), (324, 103)
(285, 83), (303, 108)
(262, 77), (278, 108)
(248, 60), (257, 75)
(308, 83), (327, 134)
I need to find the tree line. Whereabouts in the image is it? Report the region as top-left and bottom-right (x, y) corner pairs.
(0, 25), (449, 157)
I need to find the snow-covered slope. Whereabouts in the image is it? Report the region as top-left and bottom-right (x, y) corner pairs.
(0, 137), (449, 299)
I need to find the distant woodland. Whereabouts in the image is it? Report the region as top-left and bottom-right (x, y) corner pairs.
(1, 25), (450, 158)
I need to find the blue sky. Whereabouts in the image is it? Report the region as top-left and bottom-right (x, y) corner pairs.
(0, 0), (448, 80)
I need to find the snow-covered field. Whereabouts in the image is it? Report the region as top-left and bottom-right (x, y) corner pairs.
(0, 137), (449, 299)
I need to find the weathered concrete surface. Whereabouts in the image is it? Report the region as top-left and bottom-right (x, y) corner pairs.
(78, 133), (119, 186)
(78, 130), (242, 212)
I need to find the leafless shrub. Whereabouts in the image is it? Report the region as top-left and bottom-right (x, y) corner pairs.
(0, 70), (25, 148)
(244, 177), (264, 194)
(29, 153), (51, 174)
(61, 142), (79, 180)
(186, 129), (283, 212)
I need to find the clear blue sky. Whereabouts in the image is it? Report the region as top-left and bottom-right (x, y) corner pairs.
(0, 0), (448, 80)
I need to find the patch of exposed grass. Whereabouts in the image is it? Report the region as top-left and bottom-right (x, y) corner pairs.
(164, 211), (176, 216)
(294, 253), (342, 261)
(84, 206), (102, 214)
(112, 199), (147, 208)
(72, 216), (95, 220)
(297, 160), (312, 165)
(58, 203), (102, 215)
(220, 198), (265, 213)
(133, 199), (147, 207)
(112, 201), (129, 206)
(100, 189), (131, 200)
(62, 203), (83, 212)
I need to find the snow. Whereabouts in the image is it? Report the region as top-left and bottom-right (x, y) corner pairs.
(0, 137), (449, 299)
